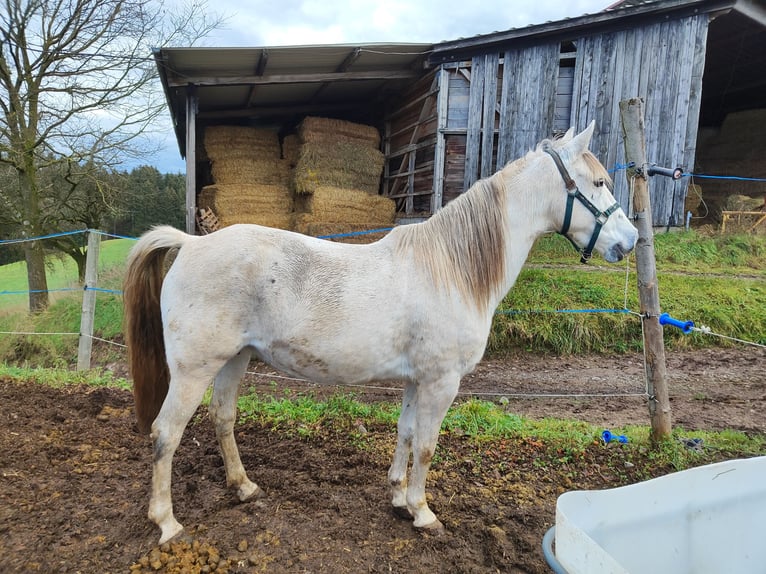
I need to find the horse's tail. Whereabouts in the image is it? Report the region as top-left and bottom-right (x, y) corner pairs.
(123, 225), (190, 434)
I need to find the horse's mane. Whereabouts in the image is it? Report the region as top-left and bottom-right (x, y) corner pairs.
(394, 159), (525, 310)
(393, 140), (610, 310)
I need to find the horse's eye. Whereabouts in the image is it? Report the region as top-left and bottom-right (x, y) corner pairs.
(594, 178), (605, 187)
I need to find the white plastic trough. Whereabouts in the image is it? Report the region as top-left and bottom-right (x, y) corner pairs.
(544, 456), (766, 574)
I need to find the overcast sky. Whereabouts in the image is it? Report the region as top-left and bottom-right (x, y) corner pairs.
(149, 0), (611, 173)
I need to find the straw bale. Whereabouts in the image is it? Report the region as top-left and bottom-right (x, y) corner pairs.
(299, 116), (380, 147)
(216, 213), (294, 230)
(293, 216), (391, 244)
(295, 186), (395, 224)
(282, 134), (300, 166)
(684, 184), (703, 217)
(204, 126), (281, 162)
(199, 184), (294, 219)
(293, 142), (384, 195)
(210, 158), (291, 185)
(724, 194), (764, 212)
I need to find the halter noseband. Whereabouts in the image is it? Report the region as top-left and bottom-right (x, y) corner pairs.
(542, 143), (620, 264)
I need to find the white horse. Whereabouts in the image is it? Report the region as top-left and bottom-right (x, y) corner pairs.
(123, 122), (637, 544)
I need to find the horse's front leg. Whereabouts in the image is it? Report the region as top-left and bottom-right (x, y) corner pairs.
(407, 375), (460, 531)
(389, 381), (417, 518)
(209, 352), (263, 502)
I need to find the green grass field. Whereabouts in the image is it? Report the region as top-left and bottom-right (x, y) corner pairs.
(0, 230), (764, 364)
(0, 237), (134, 313)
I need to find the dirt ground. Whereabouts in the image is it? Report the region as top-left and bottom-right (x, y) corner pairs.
(0, 346), (764, 573)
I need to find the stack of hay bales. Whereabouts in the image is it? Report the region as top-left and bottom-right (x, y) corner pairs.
(292, 117), (395, 241)
(199, 126), (293, 230)
(695, 109), (766, 221)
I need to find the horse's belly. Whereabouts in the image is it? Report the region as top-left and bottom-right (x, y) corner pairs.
(254, 337), (409, 385)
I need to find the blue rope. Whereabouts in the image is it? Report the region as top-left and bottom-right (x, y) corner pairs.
(0, 288), (82, 295)
(683, 172), (766, 183)
(90, 230), (138, 241)
(496, 308), (631, 316)
(317, 227), (394, 240)
(608, 162), (634, 174)
(0, 229), (87, 245)
(85, 286), (123, 294)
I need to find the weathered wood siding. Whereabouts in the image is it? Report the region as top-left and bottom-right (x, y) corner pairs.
(385, 13), (708, 226)
(571, 14), (709, 226)
(382, 70), (439, 214)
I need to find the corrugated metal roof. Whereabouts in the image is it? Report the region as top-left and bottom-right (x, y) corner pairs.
(154, 43), (432, 155)
(428, 0), (748, 64)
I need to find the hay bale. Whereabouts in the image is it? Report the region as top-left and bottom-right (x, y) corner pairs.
(293, 142), (384, 195)
(204, 126), (281, 162)
(220, 213), (294, 229)
(282, 134), (300, 166)
(684, 184), (703, 217)
(198, 183), (294, 230)
(293, 216), (391, 244)
(210, 158), (291, 185)
(294, 186), (395, 224)
(299, 116), (380, 147)
(724, 194), (764, 212)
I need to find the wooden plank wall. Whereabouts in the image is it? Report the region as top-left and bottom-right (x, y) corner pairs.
(382, 69), (439, 215)
(571, 14), (709, 226)
(444, 45), (560, 203)
(385, 12), (708, 225)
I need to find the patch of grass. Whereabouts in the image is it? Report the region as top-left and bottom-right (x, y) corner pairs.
(233, 391), (766, 471)
(0, 292), (126, 365)
(237, 390), (399, 437)
(0, 363), (131, 390)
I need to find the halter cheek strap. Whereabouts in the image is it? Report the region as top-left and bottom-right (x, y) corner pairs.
(542, 144), (620, 264)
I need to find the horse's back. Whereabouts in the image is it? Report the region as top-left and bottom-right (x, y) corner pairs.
(160, 224), (419, 383)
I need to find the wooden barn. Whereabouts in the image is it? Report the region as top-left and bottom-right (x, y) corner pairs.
(155, 0), (766, 234)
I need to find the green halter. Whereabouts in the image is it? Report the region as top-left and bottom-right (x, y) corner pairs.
(542, 143), (621, 264)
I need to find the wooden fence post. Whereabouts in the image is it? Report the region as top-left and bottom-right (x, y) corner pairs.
(619, 98), (672, 444)
(77, 231), (101, 371)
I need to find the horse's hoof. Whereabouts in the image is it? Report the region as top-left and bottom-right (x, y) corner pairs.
(415, 519), (445, 536)
(158, 523), (185, 545)
(392, 505), (413, 520)
(238, 484), (266, 502)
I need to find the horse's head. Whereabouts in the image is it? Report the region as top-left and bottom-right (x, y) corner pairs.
(540, 121), (637, 263)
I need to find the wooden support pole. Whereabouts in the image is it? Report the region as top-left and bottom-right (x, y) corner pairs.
(619, 98), (672, 444)
(77, 231), (101, 371)
(185, 85), (198, 234)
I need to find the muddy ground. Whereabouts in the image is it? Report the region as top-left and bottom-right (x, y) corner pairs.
(0, 346), (764, 573)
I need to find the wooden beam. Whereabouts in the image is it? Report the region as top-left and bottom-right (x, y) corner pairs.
(245, 48), (269, 107)
(431, 67), (449, 213)
(166, 70), (419, 88)
(185, 86), (198, 235)
(310, 47), (362, 103)
(196, 101), (361, 120)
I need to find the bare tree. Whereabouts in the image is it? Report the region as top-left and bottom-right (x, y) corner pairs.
(0, 0), (220, 312)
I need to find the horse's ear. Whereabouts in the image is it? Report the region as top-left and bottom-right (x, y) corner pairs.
(566, 120), (596, 156)
(559, 127), (575, 142)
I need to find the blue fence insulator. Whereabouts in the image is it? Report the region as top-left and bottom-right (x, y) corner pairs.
(659, 312), (694, 334)
(601, 429), (629, 444)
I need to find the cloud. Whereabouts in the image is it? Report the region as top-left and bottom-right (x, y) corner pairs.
(202, 0), (609, 46)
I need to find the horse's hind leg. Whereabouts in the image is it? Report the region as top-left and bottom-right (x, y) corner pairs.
(148, 368), (215, 544)
(209, 350), (263, 502)
(389, 381), (416, 519)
